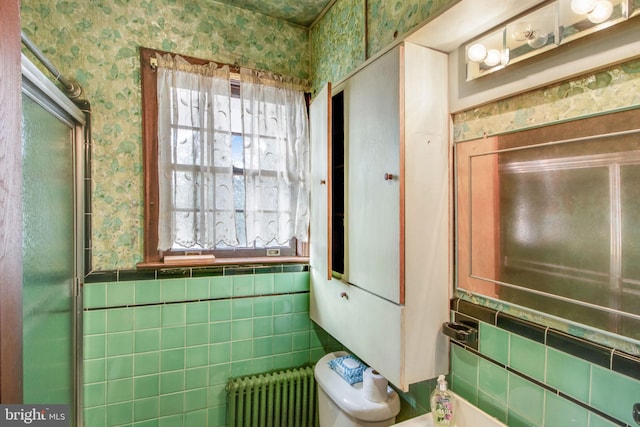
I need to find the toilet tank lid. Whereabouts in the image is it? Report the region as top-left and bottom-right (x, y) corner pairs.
(314, 351), (401, 422)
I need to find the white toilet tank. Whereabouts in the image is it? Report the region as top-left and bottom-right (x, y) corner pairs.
(315, 351), (401, 427)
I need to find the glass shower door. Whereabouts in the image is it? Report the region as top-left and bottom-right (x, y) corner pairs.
(21, 74), (84, 425)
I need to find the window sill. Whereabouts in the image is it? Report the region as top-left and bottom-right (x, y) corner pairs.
(136, 256), (309, 270)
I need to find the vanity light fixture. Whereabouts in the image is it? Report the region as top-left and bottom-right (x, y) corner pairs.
(571, 0), (614, 22)
(465, 0), (636, 81)
(465, 27), (507, 75)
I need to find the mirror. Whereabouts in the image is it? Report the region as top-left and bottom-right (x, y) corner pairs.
(455, 108), (640, 342)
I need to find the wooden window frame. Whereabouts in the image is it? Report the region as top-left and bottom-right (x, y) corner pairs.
(138, 47), (308, 268)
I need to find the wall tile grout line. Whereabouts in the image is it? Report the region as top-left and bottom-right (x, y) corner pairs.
(612, 350), (640, 381)
(496, 312), (545, 343)
(546, 329), (613, 369)
(84, 290), (310, 312)
(556, 390), (628, 427)
(451, 340), (507, 370)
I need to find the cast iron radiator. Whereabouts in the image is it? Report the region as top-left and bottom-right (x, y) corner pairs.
(226, 365), (319, 427)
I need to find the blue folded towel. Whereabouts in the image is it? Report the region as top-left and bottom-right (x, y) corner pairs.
(328, 355), (367, 385)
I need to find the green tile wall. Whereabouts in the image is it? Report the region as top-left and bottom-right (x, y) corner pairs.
(394, 377), (438, 421)
(83, 270), (338, 427)
(450, 321), (640, 426)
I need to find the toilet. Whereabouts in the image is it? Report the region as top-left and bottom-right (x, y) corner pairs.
(315, 351), (401, 427)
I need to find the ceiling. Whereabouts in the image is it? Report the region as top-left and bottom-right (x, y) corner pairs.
(215, 0), (333, 27)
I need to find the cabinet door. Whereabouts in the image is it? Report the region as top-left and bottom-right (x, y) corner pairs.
(309, 278), (404, 388)
(309, 83), (331, 280)
(346, 46), (402, 303)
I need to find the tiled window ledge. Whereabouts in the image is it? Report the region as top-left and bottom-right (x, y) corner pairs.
(82, 264), (310, 311)
(85, 263), (309, 284)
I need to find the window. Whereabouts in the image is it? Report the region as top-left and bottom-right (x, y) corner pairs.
(140, 48), (310, 264)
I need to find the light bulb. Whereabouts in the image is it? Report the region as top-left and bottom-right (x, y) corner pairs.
(511, 22), (534, 42)
(484, 49), (502, 67)
(588, 0), (613, 23)
(571, 0), (597, 14)
(527, 32), (548, 48)
(467, 43), (487, 62)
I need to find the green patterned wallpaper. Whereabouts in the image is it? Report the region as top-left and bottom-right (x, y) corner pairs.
(215, 0), (328, 26)
(310, 0), (365, 96)
(309, 0), (457, 95)
(365, 0), (456, 59)
(453, 58), (640, 142)
(20, 0), (310, 270)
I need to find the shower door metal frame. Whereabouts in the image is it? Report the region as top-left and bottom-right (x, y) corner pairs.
(21, 54), (86, 427)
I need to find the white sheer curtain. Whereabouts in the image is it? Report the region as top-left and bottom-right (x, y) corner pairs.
(239, 68), (310, 248)
(156, 54), (310, 252)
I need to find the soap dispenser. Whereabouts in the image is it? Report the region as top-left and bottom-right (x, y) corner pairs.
(430, 374), (455, 426)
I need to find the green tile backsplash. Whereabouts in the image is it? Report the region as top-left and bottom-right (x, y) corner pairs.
(546, 348), (591, 403)
(591, 365), (640, 426)
(82, 269), (339, 427)
(85, 271), (640, 427)
(479, 321), (509, 365)
(478, 358), (508, 403)
(508, 334), (545, 383)
(544, 391), (589, 427)
(451, 342), (478, 386)
(508, 373), (545, 426)
(449, 308), (640, 427)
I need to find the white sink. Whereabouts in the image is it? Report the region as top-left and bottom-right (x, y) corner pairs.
(393, 392), (507, 427)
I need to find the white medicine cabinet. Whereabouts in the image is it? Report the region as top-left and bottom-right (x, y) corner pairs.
(309, 42), (451, 391)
